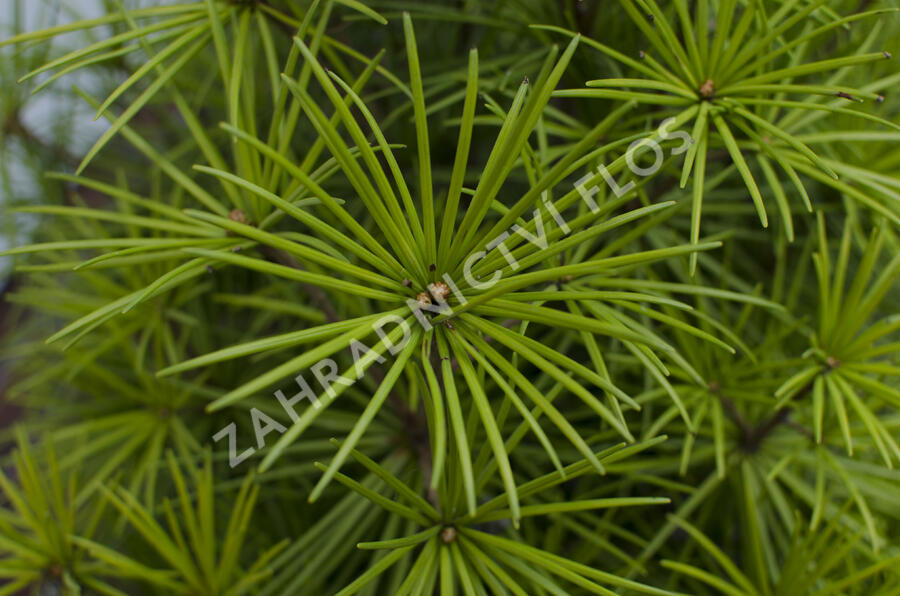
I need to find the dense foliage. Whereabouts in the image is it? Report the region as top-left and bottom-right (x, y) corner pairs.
(1, 0), (899, 594)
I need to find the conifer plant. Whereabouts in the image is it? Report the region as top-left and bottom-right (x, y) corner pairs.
(1, 0), (899, 594)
